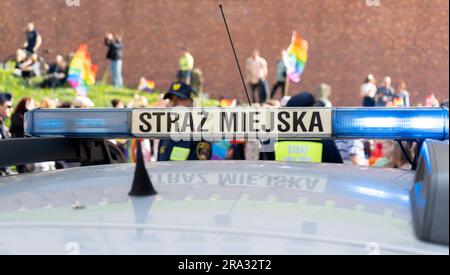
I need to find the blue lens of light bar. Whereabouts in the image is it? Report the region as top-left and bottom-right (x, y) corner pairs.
(25, 109), (132, 138)
(333, 108), (449, 140)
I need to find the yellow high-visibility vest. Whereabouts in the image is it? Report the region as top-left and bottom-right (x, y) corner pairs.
(179, 53), (194, 71)
(274, 141), (323, 163)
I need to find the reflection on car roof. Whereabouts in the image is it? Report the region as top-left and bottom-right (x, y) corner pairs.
(0, 161), (447, 255)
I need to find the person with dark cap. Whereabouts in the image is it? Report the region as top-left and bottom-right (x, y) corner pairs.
(285, 91), (316, 108)
(0, 92), (13, 176)
(157, 82), (212, 161)
(261, 92), (343, 164)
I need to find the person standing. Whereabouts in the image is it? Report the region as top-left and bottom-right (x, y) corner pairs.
(246, 49), (268, 104)
(360, 74), (377, 107)
(0, 93), (13, 176)
(177, 48), (194, 85)
(315, 83), (332, 107)
(23, 23), (42, 55)
(375, 76), (395, 107)
(23, 22), (43, 77)
(190, 68), (204, 95)
(393, 81), (410, 107)
(270, 51), (287, 99)
(105, 33), (124, 87)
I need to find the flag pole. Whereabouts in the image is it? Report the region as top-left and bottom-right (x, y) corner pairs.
(284, 76), (290, 97)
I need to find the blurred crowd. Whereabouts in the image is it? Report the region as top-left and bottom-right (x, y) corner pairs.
(9, 23), (124, 90)
(1, 23), (449, 176)
(11, 23), (69, 88)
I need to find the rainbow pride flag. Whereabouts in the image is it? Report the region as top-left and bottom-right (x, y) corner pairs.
(219, 98), (237, 107)
(138, 77), (156, 92)
(283, 31), (308, 83)
(67, 44), (98, 96)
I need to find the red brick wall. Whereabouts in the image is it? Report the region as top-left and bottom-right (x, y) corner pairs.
(0, 0), (448, 106)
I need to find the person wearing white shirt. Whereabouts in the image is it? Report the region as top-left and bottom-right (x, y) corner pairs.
(360, 74), (377, 107)
(246, 49), (268, 104)
(336, 140), (368, 166)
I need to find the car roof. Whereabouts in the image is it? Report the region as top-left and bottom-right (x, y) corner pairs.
(0, 161), (448, 255)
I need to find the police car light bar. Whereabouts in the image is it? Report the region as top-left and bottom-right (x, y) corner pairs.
(24, 107), (449, 141)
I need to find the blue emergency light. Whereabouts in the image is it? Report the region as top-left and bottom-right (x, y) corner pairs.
(25, 107), (449, 140)
(25, 108), (132, 138)
(333, 108), (449, 140)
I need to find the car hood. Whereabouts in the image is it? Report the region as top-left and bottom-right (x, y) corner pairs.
(0, 161), (448, 255)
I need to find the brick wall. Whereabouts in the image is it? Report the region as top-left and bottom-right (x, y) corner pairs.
(0, 0), (448, 106)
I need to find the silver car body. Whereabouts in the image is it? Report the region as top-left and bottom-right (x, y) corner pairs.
(0, 161), (448, 255)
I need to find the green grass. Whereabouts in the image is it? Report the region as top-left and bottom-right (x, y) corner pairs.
(0, 62), (219, 108)
(0, 64), (158, 108)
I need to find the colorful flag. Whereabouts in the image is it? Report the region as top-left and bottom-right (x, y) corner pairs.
(283, 31), (309, 83)
(67, 44), (98, 96)
(126, 139), (152, 163)
(219, 98), (237, 107)
(393, 97), (405, 107)
(138, 77), (156, 92)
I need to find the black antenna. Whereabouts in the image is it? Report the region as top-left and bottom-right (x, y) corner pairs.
(129, 140), (158, 197)
(219, 4), (252, 106)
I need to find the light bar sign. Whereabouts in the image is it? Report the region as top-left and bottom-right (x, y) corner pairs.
(132, 108), (332, 140)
